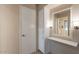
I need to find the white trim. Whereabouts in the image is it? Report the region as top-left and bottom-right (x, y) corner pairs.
(19, 6), (23, 54)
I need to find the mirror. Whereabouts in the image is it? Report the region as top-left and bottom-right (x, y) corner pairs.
(52, 9), (70, 37)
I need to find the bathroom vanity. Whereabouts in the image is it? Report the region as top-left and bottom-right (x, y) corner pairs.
(45, 4), (79, 54)
(48, 36), (78, 47)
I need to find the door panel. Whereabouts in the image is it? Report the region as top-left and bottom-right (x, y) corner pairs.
(19, 6), (36, 54)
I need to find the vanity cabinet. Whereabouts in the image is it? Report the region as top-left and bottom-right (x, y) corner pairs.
(45, 39), (79, 54)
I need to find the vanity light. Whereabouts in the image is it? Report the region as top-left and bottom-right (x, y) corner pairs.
(74, 26), (79, 30)
(46, 20), (53, 28)
(73, 22), (79, 27)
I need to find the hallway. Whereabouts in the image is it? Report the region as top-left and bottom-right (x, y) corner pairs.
(0, 4), (79, 54)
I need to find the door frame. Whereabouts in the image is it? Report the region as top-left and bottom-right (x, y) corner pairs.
(19, 6), (22, 53)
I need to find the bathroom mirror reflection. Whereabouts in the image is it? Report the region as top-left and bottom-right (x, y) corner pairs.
(52, 9), (70, 37)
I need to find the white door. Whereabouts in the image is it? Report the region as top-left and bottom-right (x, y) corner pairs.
(19, 6), (36, 54)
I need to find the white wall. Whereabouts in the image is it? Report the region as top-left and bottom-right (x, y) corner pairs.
(0, 5), (19, 53)
(71, 5), (79, 42)
(37, 5), (47, 53)
(44, 7), (51, 38)
(38, 9), (45, 53)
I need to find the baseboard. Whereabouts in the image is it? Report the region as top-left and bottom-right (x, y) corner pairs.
(32, 49), (43, 54)
(38, 49), (44, 54)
